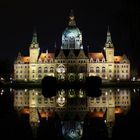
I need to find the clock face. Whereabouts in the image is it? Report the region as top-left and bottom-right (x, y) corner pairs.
(56, 64), (65, 73)
(56, 96), (66, 107)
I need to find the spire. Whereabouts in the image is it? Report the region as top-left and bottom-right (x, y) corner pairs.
(17, 52), (22, 60)
(54, 42), (57, 49)
(18, 52), (21, 57)
(105, 26), (114, 48)
(30, 29), (39, 49)
(46, 49), (48, 54)
(68, 9), (76, 27)
(106, 26), (112, 44)
(87, 45), (90, 52)
(32, 29), (38, 44)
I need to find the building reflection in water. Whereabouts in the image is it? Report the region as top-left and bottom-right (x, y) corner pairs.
(13, 88), (131, 139)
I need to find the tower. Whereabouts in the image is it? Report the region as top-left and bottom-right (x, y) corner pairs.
(105, 26), (114, 63)
(29, 31), (40, 81)
(29, 31), (40, 63)
(61, 10), (82, 50)
(106, 91), (115, 138)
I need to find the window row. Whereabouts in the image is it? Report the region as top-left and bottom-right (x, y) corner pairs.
(15, 67), (55, 74)
(38, 67), (54, 73)
(114, 65), (129, 68)
(89, 67), (106, 73)
(89, 67), (129, 73)
(15, 65), (29, 69)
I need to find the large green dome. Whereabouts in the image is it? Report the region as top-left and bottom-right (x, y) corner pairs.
(61, 10), (83, 50)
(61, 26), (82, 50)
(63, 27), (81, 38)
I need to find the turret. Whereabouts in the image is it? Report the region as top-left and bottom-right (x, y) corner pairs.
(29, 31), (40, 63)
(105, 26), (114, 62)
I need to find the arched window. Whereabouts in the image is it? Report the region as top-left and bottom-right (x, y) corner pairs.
(50, 67), (54, 72)
(38, 67), (42, 73)
(102, 67), (105, 73)
(44, 67), (48, 73)
(109, 69), (112, 73)
(90, 67), (94, 72)
(96, 67), (100, 73)
(38, 75), (42, 79)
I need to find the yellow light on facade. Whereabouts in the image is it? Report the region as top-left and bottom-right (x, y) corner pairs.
(117, 89), (120, 92)
(79, 89), (84, 98)
(56, 96), (66, 107)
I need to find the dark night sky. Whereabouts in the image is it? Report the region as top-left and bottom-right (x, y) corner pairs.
(0, 0), (139, 69)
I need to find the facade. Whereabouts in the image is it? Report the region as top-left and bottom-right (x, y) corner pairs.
(14, 10), (130, 82)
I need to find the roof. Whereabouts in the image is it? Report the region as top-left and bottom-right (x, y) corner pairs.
(90, 111), (105, 118)
(21, 107), (29, 114)
(114, 56), (123, 63)
(39, 52), (55, 61)
(115, 107), (124, 114)
(20, 52), (55, 63)
(40, 111), (48, 118)
(88, 52), (104, 60)
(22, 56), (30, 63)
(63, 27), (81, 37)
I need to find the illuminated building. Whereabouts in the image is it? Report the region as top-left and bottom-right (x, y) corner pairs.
(14, 10), (130, 81)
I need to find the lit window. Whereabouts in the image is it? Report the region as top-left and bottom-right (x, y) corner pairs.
(44, 67), (48, 73)
(90, 67), (94, 72)
(102, 67), (105, 73)
(38, 70), (42, 73)
(96, 67), (100, 73)
(50, 67), (54, 72)
(38, 75), (42, 78)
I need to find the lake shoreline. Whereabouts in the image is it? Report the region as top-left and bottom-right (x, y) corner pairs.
(1, 81), (140, 88)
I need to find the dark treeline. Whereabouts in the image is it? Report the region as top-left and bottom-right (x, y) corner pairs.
(42, 76), (102, 98)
